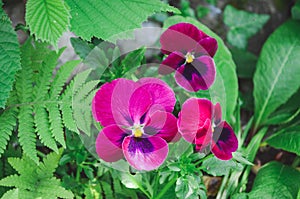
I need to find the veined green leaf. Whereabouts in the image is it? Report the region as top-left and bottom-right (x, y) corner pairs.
(266, 126), (300, 155)
(164, 16), (238, 121)
(253, 20), (300, 130)
(0, 6), (21, 108)
(65, 0), (180, 41)
(25, 0), (70, 48)
(224, 5), (269, 49)
(249, 161), (300, 199)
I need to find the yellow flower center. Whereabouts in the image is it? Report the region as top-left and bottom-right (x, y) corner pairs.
(185, 52), (195, 63)
(133, 126), (143, 138)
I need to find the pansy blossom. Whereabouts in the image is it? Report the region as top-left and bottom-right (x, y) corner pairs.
(92, 78), (178, 171)
(178, 98), (238, 160)
(159, 23), (218, 92)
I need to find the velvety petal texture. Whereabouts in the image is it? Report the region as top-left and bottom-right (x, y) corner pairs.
(93, 78), (178, 170)
(122, 136), (169, 171)
(160, 23), (218, 92)
(211, 121), (238, 160)
(175, 56), (216, 91)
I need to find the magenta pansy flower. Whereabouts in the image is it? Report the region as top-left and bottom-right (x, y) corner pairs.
(92, 78), (178, 171)
(159, 23), (218, 92)
(178, 98), (238, 160)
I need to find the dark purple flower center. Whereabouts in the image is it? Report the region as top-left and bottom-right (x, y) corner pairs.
(127, 137), (154, 154)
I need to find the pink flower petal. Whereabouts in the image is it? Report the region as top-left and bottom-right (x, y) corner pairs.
(138, 78), (176, 113)
(122, 136), (168, 171)
(178, 98), (213, 143)
(159, 51), (185, 75)
(144, 111), (178, 142)
(129, 86), (153, 124)
(160, 23), (203, 55)
(92, 78), (139, 127)
(95, 125), (128, 162)
(211, 121), (238, 160)
(175, 55), (216, 92)
(214, 103), (222, 126)
(195, 119), (213, 151)
(198, 37), (218, 57)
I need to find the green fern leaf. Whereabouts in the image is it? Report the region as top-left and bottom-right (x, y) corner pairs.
(0, 105), (17, 157)
(73, 69), (93, 95)
(46, 103), (65, 148)
(33, 49), (64, 101)
(73, 80), (99, 104)
(65, 0), (180, 41)
(16, 42), (38, 164)
(0, 151), (73, 199)
(0, 5), (21, 108)
(34, 106), (58, 153)
(50, 60), (80, 99)
(60, 82), (79, 134)
(37, 148), (63, 178)
(25, 0), (70, 48)
(1, 188), (18, 199)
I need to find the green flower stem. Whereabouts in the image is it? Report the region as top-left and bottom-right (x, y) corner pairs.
(154, 176), (177, 199)
(195, 154), (214, 166)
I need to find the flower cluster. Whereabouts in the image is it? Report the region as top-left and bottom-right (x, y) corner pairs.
(92, 23), (238, 171)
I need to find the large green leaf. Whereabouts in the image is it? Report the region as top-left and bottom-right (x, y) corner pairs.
(0, 5), (21, 108)
(266, 126), (300, 155)
(249, 161), (300, 199)
(224, 5), (269, 49)
(164, 16), (238, 121)
(25, 0), (70, 48)
(65, 0), (179, 41)
(253, 20), (300, 130)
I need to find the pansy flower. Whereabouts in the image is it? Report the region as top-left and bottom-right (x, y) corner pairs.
(178, 98), (238, 160)
(92, 78), (178, 171)
(159, 23), (218, 92)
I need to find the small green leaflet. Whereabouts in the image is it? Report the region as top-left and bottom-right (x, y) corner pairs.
(224, 5), (269, 49)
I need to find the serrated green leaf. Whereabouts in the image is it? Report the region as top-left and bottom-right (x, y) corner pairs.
(164, 16), (238, 121)
(224, 5), (269, 49)
(266, 126), (300, 155)
(1, 188), (19, 199)
(34, 106), (58, 152)
(249, 161), (300, 199)
(25, 0), (70, 48)
(175, 175), (199, 199)
(50, 60), (80, 99)
(65, 0), (179, 41)
(0, 7), (21, 108)
(46, 103), (65, 148)
(253, 20), (300, 130)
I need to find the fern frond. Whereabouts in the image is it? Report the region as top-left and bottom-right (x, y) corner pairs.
(33, 49), (64, 101)
(0, 150), (74, 199)
(60, 82), (79, 134)
(50, 60), (80, 99)
(1, 188), (18, 199)
(46, 103), (65, 148)
(0, 105), (17, 157)
(73, 68), (93, 95)
(34, 106), (58, 153)
(73, 80), (99, 104)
